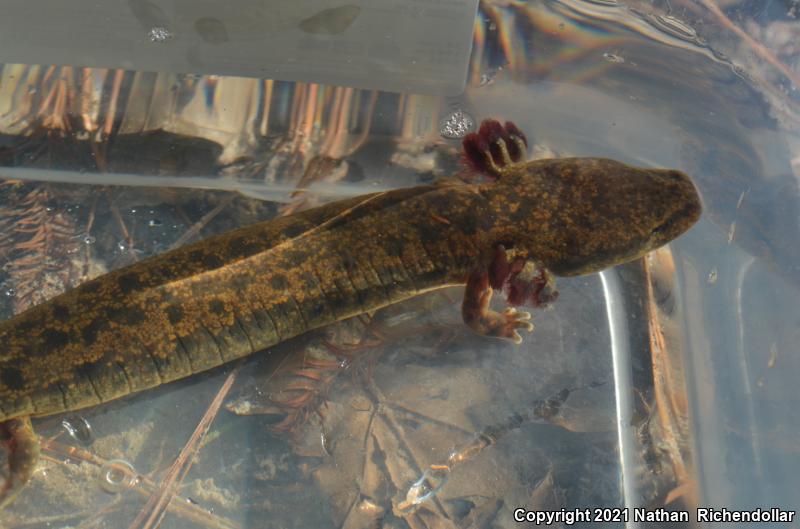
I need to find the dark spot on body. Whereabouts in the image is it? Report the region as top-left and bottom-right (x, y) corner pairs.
(42, 328), (71, 349)
(208, 299), (226, 315)
(108, 307), (147, 325)
(1, 367), (25, 391)
(460, 215), (478, 235)
(270, 275), (288, 290)
(80, 281), (102, 295)
(228, 238), (263, 258)
(280, 223), (309, 239)
(51, 303), (71, 321)
(74, 359), (102, 382)
(81, 318), (107, 344)
(187, 249), (225, 269)
(117, 272), (145, 295)
(382, 236), (404, 257)
(202, 253), (225, 269)
(10, 315), (39, 335)
(418, 228), (442, 246)
(339, 254), (358, 269)
(283, 249), (306, 265)
(299, 272), (319, 288)
(166, 306), (184, 325)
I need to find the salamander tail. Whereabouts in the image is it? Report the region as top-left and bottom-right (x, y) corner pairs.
(0, 416), (39, 509)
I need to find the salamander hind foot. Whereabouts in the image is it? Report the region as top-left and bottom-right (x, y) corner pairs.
(0, 416), (39, 509)
(462, 119), (528, 179)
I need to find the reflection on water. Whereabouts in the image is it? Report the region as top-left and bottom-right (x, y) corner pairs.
(0, 0), (798, 527)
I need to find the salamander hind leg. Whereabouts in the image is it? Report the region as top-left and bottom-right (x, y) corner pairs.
(462, 119), (528, 179)
(462, 267), (533, 345)
(0, 416), (39, 509)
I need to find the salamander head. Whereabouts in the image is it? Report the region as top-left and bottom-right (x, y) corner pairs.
(486, 157), (702, 277)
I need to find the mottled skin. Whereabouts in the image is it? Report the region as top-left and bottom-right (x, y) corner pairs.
(0, 120), (701, 507)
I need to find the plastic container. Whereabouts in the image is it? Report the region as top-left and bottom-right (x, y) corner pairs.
(0, 1), (797, 527)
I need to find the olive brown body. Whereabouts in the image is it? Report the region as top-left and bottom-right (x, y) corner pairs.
(0, 157), (702, 422)
(0, 185), (482, 421)
(0, 150), (702, 509)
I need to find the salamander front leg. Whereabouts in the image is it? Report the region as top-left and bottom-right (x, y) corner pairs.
(462, 268), (533, 344)
(0, 416), (39, 509)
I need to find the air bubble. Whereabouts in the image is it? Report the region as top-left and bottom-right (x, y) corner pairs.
(99, 459), (139, 493)
(148, 27), (173, 43)
(82, 234), (96, 245)
(117, 240), (128, 252)
(61, 415), (94, 446)
(603, 52), (625, 64)
(148, 219), (163, 227)
(439, 110), (475, 139)
(397, 466), (450, 513)
(4, 287), (15, 297)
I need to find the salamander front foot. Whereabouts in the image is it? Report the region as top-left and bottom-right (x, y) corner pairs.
(493, 307), (534, 344)
(462, 267), (534, 344)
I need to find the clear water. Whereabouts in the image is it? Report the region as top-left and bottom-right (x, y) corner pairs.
(0, 1), (798, 528)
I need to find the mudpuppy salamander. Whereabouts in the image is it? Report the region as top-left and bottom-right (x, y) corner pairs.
(0, 119), (701, 507)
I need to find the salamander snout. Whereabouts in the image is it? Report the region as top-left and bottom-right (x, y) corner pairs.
(648, 168), (702, 246)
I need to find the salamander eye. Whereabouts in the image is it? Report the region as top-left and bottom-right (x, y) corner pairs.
(650, 222), (669, 240)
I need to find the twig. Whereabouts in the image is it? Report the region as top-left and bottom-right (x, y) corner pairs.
(104, 189), (136, 260)
(169, 195), (235, 249)
(37, 441), (240, 529)
(83, 194), (99, 278)
(104, 70), (126, 138)
(128, 364), (242, 529)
